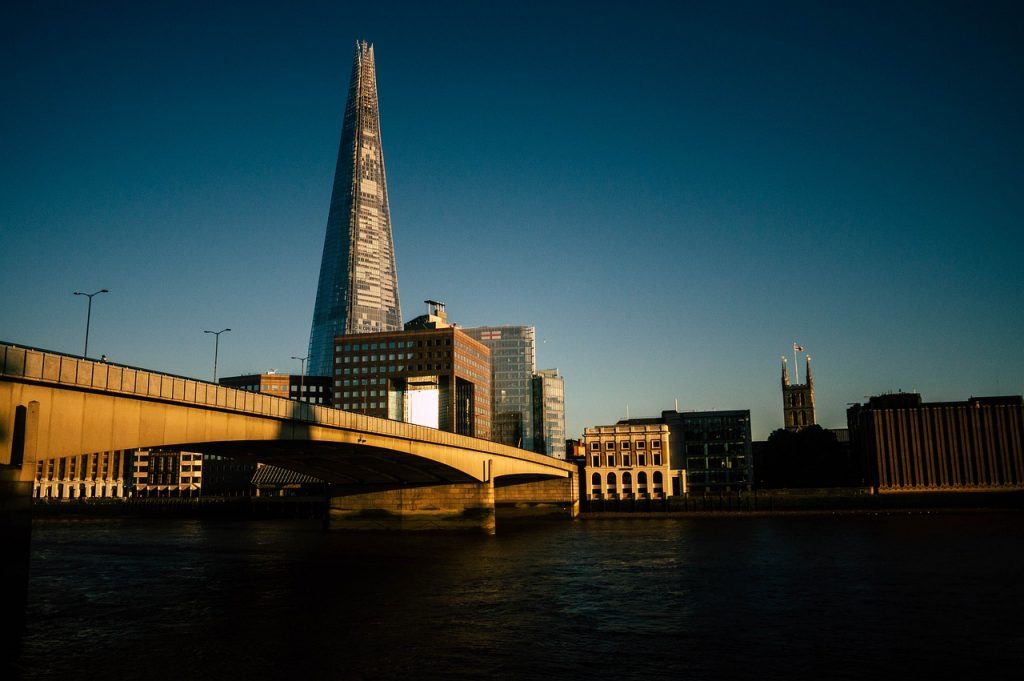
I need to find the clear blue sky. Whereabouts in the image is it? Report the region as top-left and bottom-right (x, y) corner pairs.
(2, 1), (1022, 439)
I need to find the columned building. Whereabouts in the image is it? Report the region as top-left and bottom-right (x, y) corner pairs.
(308, 41), (402, 377)
(33, 450), (133, 499)
(583, 424), (671, 500)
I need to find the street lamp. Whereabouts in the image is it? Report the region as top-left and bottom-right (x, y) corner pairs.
(73, 289), (109, 358)
(290, 355), (308, 402)
(203, 328), (231, 382)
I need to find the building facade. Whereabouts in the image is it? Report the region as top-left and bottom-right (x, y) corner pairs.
(532, 369), (566, 459)
(620, 409), (753, 494)
(33, 450), (133, 499)
(219, 372), (333, 405)
(333, 307), (491, 439)
(847, 394), (1024, 492)
(308, 41), (402, 377)
(132, 450), (255, 497)
(583, 424), (671, 500)
(462, 325), (536, 449)
(781, 355), (815, 431)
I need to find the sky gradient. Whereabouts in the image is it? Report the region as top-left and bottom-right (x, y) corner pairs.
(2, 0), (1022, 439)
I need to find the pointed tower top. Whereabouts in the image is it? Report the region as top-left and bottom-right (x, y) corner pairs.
(781, 356), (790, 386)
(805, 355), (813, 386)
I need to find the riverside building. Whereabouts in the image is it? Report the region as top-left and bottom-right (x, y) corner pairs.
(333, 302), (492, 439)
(132, 450), (255, 497)
(33, 450), (133, 499)
(583, 424), (672, 500)
(847, 393), (1024, 492)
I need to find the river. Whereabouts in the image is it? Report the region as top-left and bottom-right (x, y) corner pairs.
(12, 512), (1023, 680)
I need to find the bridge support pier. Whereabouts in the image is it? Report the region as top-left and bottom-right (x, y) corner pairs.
(494, 476), (580, 523)
(328, 479), (496, 533)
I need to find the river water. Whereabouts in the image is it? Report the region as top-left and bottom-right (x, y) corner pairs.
(12, 513), (1024, 680)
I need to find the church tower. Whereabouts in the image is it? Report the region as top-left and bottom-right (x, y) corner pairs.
(781, 353), (816, 431)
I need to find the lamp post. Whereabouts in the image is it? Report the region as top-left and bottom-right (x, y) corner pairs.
(290, 355), (308, 402)
(73, 289), (109, 358)
(203, 328), (231, 382)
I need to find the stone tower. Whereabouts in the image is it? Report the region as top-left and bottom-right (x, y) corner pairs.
(781, 354), (816, 431)
(307, 41), (402, 377)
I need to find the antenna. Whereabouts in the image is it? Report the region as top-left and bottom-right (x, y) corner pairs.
(626, 404), (630, 420)
(674, 397), (679, 412)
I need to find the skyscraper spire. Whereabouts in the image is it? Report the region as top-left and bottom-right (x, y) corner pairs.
(307, 41), (402, 377)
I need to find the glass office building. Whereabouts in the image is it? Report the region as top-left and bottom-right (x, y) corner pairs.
(533, 369), (566, 459)
(308, 41), (402, 377)
(462, 326), (536, 449)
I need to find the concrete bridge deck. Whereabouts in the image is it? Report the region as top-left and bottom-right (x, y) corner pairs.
(0, 343), (578, 532)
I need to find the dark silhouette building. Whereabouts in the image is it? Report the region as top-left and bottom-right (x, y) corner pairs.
(847, 393), (1024, 492)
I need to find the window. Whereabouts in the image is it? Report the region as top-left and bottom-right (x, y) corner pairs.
(638, 453), (647, 467)
(606, 472), (617, 495)
(590, 442), (600, 451)
(637, 471), (648, 494)
(606, 454), (615, 467)
(653, 453), (662, 466)
(605, 442), (614, 451)
(622, 472), (633, 495)
(652, 440), (661, 449)
(591, 472), (601, 494)
(621, 440), (630, 450)
(591, 455), (600, 467)
(623, 453), (631, 467)
(635, 440), (646, 449)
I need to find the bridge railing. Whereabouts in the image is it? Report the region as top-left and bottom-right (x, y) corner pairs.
(0, 343), (574, 471)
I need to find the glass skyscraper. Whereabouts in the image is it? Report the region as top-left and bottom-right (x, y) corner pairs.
(462, 326), (536, 449)
(308, 41), (402, 377)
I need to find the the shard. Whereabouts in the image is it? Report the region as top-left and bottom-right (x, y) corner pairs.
(308, 41), (402, 377)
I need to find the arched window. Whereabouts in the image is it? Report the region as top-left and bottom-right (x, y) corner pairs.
(637, 471), (648, 495)
(653, 471), (664, 495)
(591, 472), (601, 496)
(622, 472), (633, 496)
(607, 472), (617, 497)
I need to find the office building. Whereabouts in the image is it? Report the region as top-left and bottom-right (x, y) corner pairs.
(781, 354), (816, 431)
(132, 450), (255, 497)
(847, 393), (1024, 492)
(462, 325), (536, 449)
(583, 424), (671, 500)
(218, 372), (332, 405)
(532, 369), (566, 458)
(333, 302), (491, 438)
(308, 41), (402, 377)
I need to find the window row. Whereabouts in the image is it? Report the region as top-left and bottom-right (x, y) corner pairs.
(590, 471), (664, 495)
(589, 440), (661, 451)
(591, 453), (663, 467)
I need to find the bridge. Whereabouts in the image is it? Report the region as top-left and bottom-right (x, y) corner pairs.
(0, 343), (579, 533)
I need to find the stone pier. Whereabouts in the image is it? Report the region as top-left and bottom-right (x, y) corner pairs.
(329, 479), (497, 533)
(495, 475), (580, 522)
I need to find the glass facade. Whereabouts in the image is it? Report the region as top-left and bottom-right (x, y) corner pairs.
(462, 326), (536, 449)
(308, 41), (402, 377)
(670, 410), (752, 493)
(533, 369), (566, 459)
